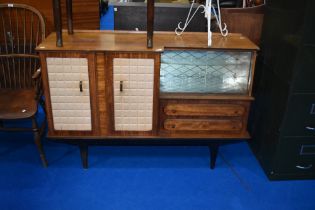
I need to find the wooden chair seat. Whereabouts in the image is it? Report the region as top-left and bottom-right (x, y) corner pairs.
(0, 89), (37, 120)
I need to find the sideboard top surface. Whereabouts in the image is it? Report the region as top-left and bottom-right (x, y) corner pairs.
(36, 30), (259, 52)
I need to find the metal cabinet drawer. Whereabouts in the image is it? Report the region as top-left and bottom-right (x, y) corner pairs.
(281, 94), (315, 136)
(275, 138), (315, 174)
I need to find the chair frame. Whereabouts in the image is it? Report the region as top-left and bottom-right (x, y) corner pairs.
(0, 3), (48, 167)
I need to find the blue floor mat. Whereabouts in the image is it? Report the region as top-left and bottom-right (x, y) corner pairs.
(0, 115), (315, 210)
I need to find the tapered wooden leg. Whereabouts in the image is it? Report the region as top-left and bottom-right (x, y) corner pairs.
(209, 143), (219, 169)
(79, 144), (88, 169)
(34, 131), (48, 167)
(32, 118), (48, 167)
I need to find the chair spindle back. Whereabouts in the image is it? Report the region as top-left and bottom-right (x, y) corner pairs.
(0, 4), (45, 89)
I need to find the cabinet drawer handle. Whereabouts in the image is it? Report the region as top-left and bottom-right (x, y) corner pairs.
(79, 81), (83, 92)
(296, 164), (313, 170)
(120, 81), (123, 92)
(305, 126), (315, 131)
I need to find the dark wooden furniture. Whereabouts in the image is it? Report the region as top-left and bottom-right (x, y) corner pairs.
(220, 4), (265, 45)
(0, 3), (48, 167)
(250, 0), (315, 179)
(0, 0), (100, 35)
(37, 31), (258, 168)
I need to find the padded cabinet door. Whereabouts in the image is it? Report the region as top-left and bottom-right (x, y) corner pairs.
(46, 58), (92, 131)
(113, 58), (154, 131)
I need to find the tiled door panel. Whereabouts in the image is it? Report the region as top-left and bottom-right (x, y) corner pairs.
(113, 58), (154, 131)
(46, 57), (92, 131)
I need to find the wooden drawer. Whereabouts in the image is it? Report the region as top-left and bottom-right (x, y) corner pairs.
(164, 119), (243, 131)
(164, 104), (245, 117)
(159, 99), (251, 136)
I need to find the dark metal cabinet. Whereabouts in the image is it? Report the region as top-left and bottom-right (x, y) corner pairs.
(291, 47), (315, 93)
(275, 138), (315, 175)
(250, 0), (315, 180)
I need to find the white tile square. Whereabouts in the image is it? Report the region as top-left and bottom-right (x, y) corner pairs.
(114, 58), (130, 66)
(139, 59), (154, 66)
(129, 59), (138, 66)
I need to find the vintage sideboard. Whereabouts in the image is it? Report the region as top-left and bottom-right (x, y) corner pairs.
(37, 31), (258, 168)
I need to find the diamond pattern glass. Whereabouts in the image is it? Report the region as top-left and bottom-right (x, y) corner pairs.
(160, 50), (252, 94)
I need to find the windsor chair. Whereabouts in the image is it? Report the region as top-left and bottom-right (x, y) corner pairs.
(0, 3), (48, 167)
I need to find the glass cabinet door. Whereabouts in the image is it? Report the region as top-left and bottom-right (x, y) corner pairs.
(160, 50), (253, 94)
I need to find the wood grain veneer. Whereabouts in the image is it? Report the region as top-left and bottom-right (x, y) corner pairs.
(159, 99), (251, 137)
(164, 104), (245, 117)
(164, 119), (243, 132)
(36, 31), (259, 52)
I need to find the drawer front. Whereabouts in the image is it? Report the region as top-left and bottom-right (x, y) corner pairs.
(47, 57), (92, 131)
(164, 119), (243, 131)
(160, 99), (250, 135)
(113, 58), (154, 131)
(281, 94), (315, 136)
(164, 104), (245, 117)
(275, 138), (315, 174)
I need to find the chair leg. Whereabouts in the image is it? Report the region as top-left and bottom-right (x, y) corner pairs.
(39, 98), (47, 116)
(32, 118), (48, 167)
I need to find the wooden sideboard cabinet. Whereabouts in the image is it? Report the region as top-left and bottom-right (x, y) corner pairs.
(37, 31), (258, 168)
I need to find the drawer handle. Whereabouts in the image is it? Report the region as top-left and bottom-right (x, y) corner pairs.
(305, 126), (315, 131)
(296, 164), (313, 170)
(79, 81), (83, 92)
(120, 81), (123, 92)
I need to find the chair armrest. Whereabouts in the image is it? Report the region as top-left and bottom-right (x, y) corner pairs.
(32, 68), (41, 79)
(32, 68), (42, 101)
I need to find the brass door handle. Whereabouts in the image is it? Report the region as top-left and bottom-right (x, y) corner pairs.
(79, 81), (83, 92)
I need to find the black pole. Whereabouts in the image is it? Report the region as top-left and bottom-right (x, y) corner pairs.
(52, 0), (63, 47)
(66, 0), (73, 34)
(147, 0), (154, 48)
